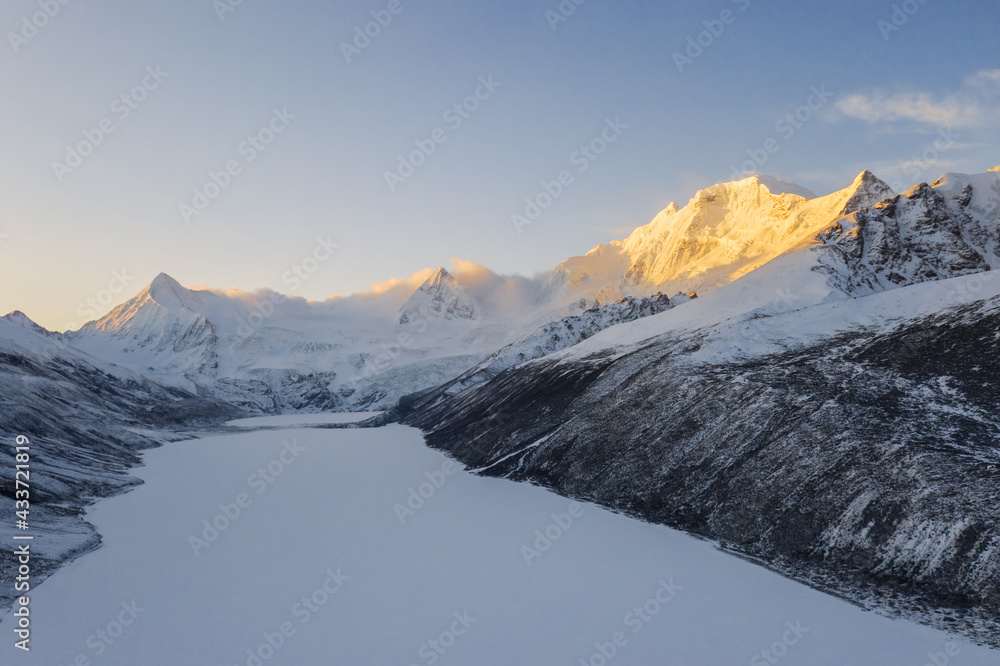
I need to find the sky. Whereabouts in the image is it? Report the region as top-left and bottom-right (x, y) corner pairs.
(1, 0), (997, 331)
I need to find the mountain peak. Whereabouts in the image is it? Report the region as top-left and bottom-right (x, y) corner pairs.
(990, 165), (1000, 172)
(142, 273), (199, 310)
(2, 310), (48, 334)
(425, 267), (454, 288)
(840, 170), (894, 215)
(148, 272), (183, 293)
(399, 268), (479, 325)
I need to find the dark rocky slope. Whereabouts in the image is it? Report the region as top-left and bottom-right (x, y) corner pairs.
(402, 297), (1000, 646)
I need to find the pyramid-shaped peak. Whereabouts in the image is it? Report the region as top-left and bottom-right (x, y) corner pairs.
(149, 272), (183, 291)
(851, 169), (892, 190)
(424, 267), (455, 288)
(850, 169), (892, 188)
(839, 170), (895, 215)
(141, 273), (201, 311)
(990, 165), (1000, 172)
(400, 267), (479, 325)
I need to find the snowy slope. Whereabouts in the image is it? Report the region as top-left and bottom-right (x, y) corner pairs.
(533, 168), (1000, 366)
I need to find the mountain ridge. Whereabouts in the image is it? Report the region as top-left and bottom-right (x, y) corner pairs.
(5, 165), (1000, 647)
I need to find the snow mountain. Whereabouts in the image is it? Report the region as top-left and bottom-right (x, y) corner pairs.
(8, 165), (1000, 647)
(398, 267), (481, 325)
(547, 171), (895, 303)
(392, 166), (1000, 647)
(818, 174), (1000, 295)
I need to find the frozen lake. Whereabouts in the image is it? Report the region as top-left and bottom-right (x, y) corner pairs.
(2, 418), (995, 665)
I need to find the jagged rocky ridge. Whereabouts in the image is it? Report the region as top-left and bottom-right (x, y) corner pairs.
(818, 176), (1000, 295)
(443, 292), (689, 392)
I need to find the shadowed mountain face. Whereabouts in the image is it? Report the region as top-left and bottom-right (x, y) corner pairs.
(402, 293), (1000, 646)
(818, 178), (1000, 295)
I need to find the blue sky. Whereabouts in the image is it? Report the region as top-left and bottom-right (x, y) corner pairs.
(1, 0), (997, 330)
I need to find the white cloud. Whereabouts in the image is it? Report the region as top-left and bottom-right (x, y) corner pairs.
(836, 93), (976, 125)
(835, 69), (999, 127)
(965, 69), (1000, 91)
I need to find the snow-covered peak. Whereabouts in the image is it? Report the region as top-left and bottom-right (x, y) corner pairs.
(548, 170), (895, 304)
(818, 168), (1000, 295)
(398, 267), (481, 325)
(423, 267), (453, 290)
(686, 174), (812, 208)
(145, 272), (194, 309)
(841, 170), (895, 215)
(2, 310), (49, 335)
(82, 273), (249, 337)
(989, 165), (1000, 172)
(928, 170), (1000, 229)
(64, 273), (227, 391)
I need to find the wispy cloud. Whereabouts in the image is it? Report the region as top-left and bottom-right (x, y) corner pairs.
(835, 69), (999, 127)
(965, 68), (1000, 91)
(836, 93), (978, 126)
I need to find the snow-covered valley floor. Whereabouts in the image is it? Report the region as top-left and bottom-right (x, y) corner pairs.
(2, 418), (996, 665)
